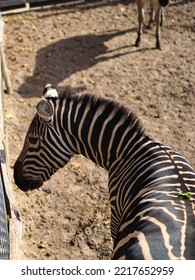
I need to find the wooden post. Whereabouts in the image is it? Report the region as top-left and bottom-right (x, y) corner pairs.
(0, 15), (22, 259)
(0, 17), (12, 94)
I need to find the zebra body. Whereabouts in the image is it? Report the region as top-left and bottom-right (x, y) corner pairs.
(135, 0), (169, 49)
(14, 85), (195, 259)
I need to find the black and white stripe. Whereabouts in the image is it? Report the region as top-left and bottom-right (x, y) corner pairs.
(14, 85), (195, 259)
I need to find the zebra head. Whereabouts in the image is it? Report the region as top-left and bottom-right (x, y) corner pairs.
(14, 84), (75, 192)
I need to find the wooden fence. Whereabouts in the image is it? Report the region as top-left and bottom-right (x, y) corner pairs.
(0, 16), (22, 260)
(0, 0), (86, 15)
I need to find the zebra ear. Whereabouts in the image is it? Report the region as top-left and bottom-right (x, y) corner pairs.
(36, 99), (53, 120)
(43, 83), (58, 98)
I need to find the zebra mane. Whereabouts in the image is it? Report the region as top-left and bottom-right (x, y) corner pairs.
(55, 92), (145, 135)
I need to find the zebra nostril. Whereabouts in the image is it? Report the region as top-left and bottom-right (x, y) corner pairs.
(14, 160), (22, 172)
(13, 160), (30, 191)
(13, 160), (27, 190)
(14, 160), (23, 181)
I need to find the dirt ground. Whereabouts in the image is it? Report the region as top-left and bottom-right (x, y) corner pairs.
(3, 0), (195, 259)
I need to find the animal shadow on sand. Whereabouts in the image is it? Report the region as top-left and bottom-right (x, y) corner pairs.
(17, 28), (146, 98)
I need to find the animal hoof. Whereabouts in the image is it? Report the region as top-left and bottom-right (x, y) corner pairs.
(135, 38), (140, 47)
(147, 21), (154, 30)
(156, 42), (162, 50)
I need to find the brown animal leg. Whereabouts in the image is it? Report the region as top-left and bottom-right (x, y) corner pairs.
(155, 7), (162, 50)
(135, 3), (145, 47)
(148, 3), (155, 29)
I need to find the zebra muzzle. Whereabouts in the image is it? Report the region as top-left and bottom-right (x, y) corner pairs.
(14, 160), (43, 191)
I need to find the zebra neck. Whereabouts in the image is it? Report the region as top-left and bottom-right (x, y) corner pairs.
(59, 95), (145, 171)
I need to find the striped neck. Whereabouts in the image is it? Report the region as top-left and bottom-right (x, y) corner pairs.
(52, 93), (145, 171)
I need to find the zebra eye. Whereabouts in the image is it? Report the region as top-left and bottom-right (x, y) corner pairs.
(29, 136), (39, 145)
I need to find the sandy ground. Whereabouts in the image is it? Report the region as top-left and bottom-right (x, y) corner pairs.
(3, 0), (195, 259)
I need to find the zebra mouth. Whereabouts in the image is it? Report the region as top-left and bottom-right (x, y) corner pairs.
(22, 179), (43, 192)
(15, 176), (43, 192)
(14, 161), (43, 191)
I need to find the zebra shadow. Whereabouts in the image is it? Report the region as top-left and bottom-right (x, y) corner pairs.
(17, 28), (137, 98)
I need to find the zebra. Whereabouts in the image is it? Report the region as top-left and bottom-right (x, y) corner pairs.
(14, 84), (195, 259)
(135, 0), (169, 49)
